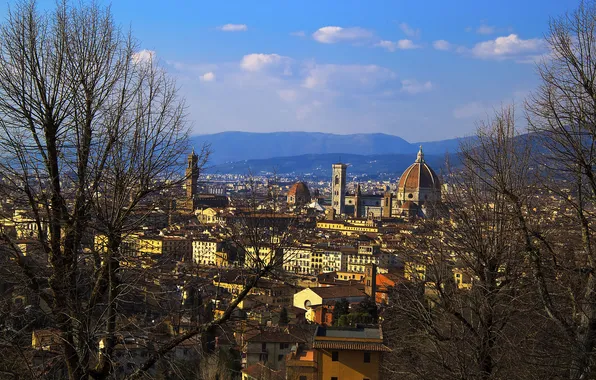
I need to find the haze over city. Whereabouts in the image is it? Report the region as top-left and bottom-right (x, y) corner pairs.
(0, 0), (575, 141)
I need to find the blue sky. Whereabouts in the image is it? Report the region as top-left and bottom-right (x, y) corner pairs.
(0, 1), (580, 141)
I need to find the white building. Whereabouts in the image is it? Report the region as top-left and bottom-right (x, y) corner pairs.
(282, 246), (312, 274)
(192, 237), (222, 266)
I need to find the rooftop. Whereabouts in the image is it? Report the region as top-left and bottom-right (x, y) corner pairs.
(309, 285), (366, 299)
(313, 326), (392, 352)
(316, 326), (382, 340)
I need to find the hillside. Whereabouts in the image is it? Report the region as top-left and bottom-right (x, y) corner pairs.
(191, 131), (473, 164)
(206, 152), (452, 179)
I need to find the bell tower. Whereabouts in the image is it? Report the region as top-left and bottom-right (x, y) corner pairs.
(186, 150), (199, 201)
(331, 163), (347, 215)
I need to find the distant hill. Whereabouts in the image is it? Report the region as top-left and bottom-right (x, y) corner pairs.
(197, 131), (548, 178)
(206, 152), (452, 179)
(191, 131), (473, 164)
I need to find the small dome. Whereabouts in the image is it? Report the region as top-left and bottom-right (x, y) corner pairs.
(287, 182), (311, 205)
(397, 146), (441, 191)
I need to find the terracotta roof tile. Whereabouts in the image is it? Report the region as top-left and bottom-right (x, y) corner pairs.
(312, 341), (392, 352)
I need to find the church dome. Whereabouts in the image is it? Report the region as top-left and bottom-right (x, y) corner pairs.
(396, 146), (441, 205)
(287, 182), (311, 205)
(397, 147), (441, 191)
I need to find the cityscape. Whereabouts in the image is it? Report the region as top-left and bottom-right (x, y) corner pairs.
(0, 1), (594, 380)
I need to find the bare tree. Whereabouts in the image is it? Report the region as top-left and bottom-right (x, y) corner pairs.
(0, 1), (201, 379)
(526, 1), (596, 378)
(384, 107), (548, 380)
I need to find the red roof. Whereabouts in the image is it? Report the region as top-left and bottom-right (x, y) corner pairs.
(397, 162), (441, 190)
(287, 182), (310, 198)
(313, 341), (392, 352)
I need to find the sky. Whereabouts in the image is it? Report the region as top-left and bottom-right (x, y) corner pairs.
(0, 0), (581, 141)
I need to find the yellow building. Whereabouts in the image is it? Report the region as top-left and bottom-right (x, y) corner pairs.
(245, 245), (276, 268)
(316, 220), (380, 235)
(94, 233), (191, 262)
(286, 326), (391, 380)
(404, 260), (426, 282)
(453, 267), (474, 289)
(314, 326), (390, 380)
(195, 207), (224, 225)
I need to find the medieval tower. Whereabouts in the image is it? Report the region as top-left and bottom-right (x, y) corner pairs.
(185, 150), (199, 207)
(331, 163), (347, 215)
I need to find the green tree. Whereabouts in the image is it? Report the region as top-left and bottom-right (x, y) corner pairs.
(332, 298), (350, 325)
(355, 296), (378, 323)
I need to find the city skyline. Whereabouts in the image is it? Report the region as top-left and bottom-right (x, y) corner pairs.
(0, 0), (576, 141)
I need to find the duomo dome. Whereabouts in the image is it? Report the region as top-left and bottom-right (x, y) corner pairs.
(396, 146), (441, 206)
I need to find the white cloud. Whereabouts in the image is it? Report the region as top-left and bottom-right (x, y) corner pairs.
(303, 63), (396, 91)
(476, 24), (496, 35)
(399, 23), (420, 38)
(401, 79), (432, 94)
(312, 26), (373, 44)
(218, 24), (247, 32)
(240, 53), (289, 72)
(291, 31), (306, 37)
(167, 55), (456, 141)
(132, 49), (155, 64)
(375, 39), (420, 52)
(471, 34), (545, 60)
(200, 72), (216, 82)
(433, 40), (451, 51)
(277, 89), (297, 102)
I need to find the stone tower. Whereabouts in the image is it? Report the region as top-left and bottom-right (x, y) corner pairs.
(186, 150), (199, 201)
(331, 163), (347, 215)
(364, 263), (377, 299)
(382, 191), (393, 218)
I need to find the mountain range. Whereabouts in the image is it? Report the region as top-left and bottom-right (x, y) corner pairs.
(190, 132), (473, 165)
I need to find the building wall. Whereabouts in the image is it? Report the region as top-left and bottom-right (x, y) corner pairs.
(317, 349), (381, 380)
(293, 289), (323, 310)
(245, 341), (295, 370)
(245, 246), (275, 268)
(196, 208), (222, 224)
(283, 247), (313, 274)
(316, 221), (379, 234)
(320, 250), (344, 272)
(192, 239), (222, 265)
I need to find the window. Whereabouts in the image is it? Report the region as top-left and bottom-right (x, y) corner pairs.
(332, 351), (339, 361)
(331, 378), (338, 380)
(300, 377), (307, 380)
(364, 352), (371, 363)
(280, 343), (289, 349)
(261, 342), (266, 351)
